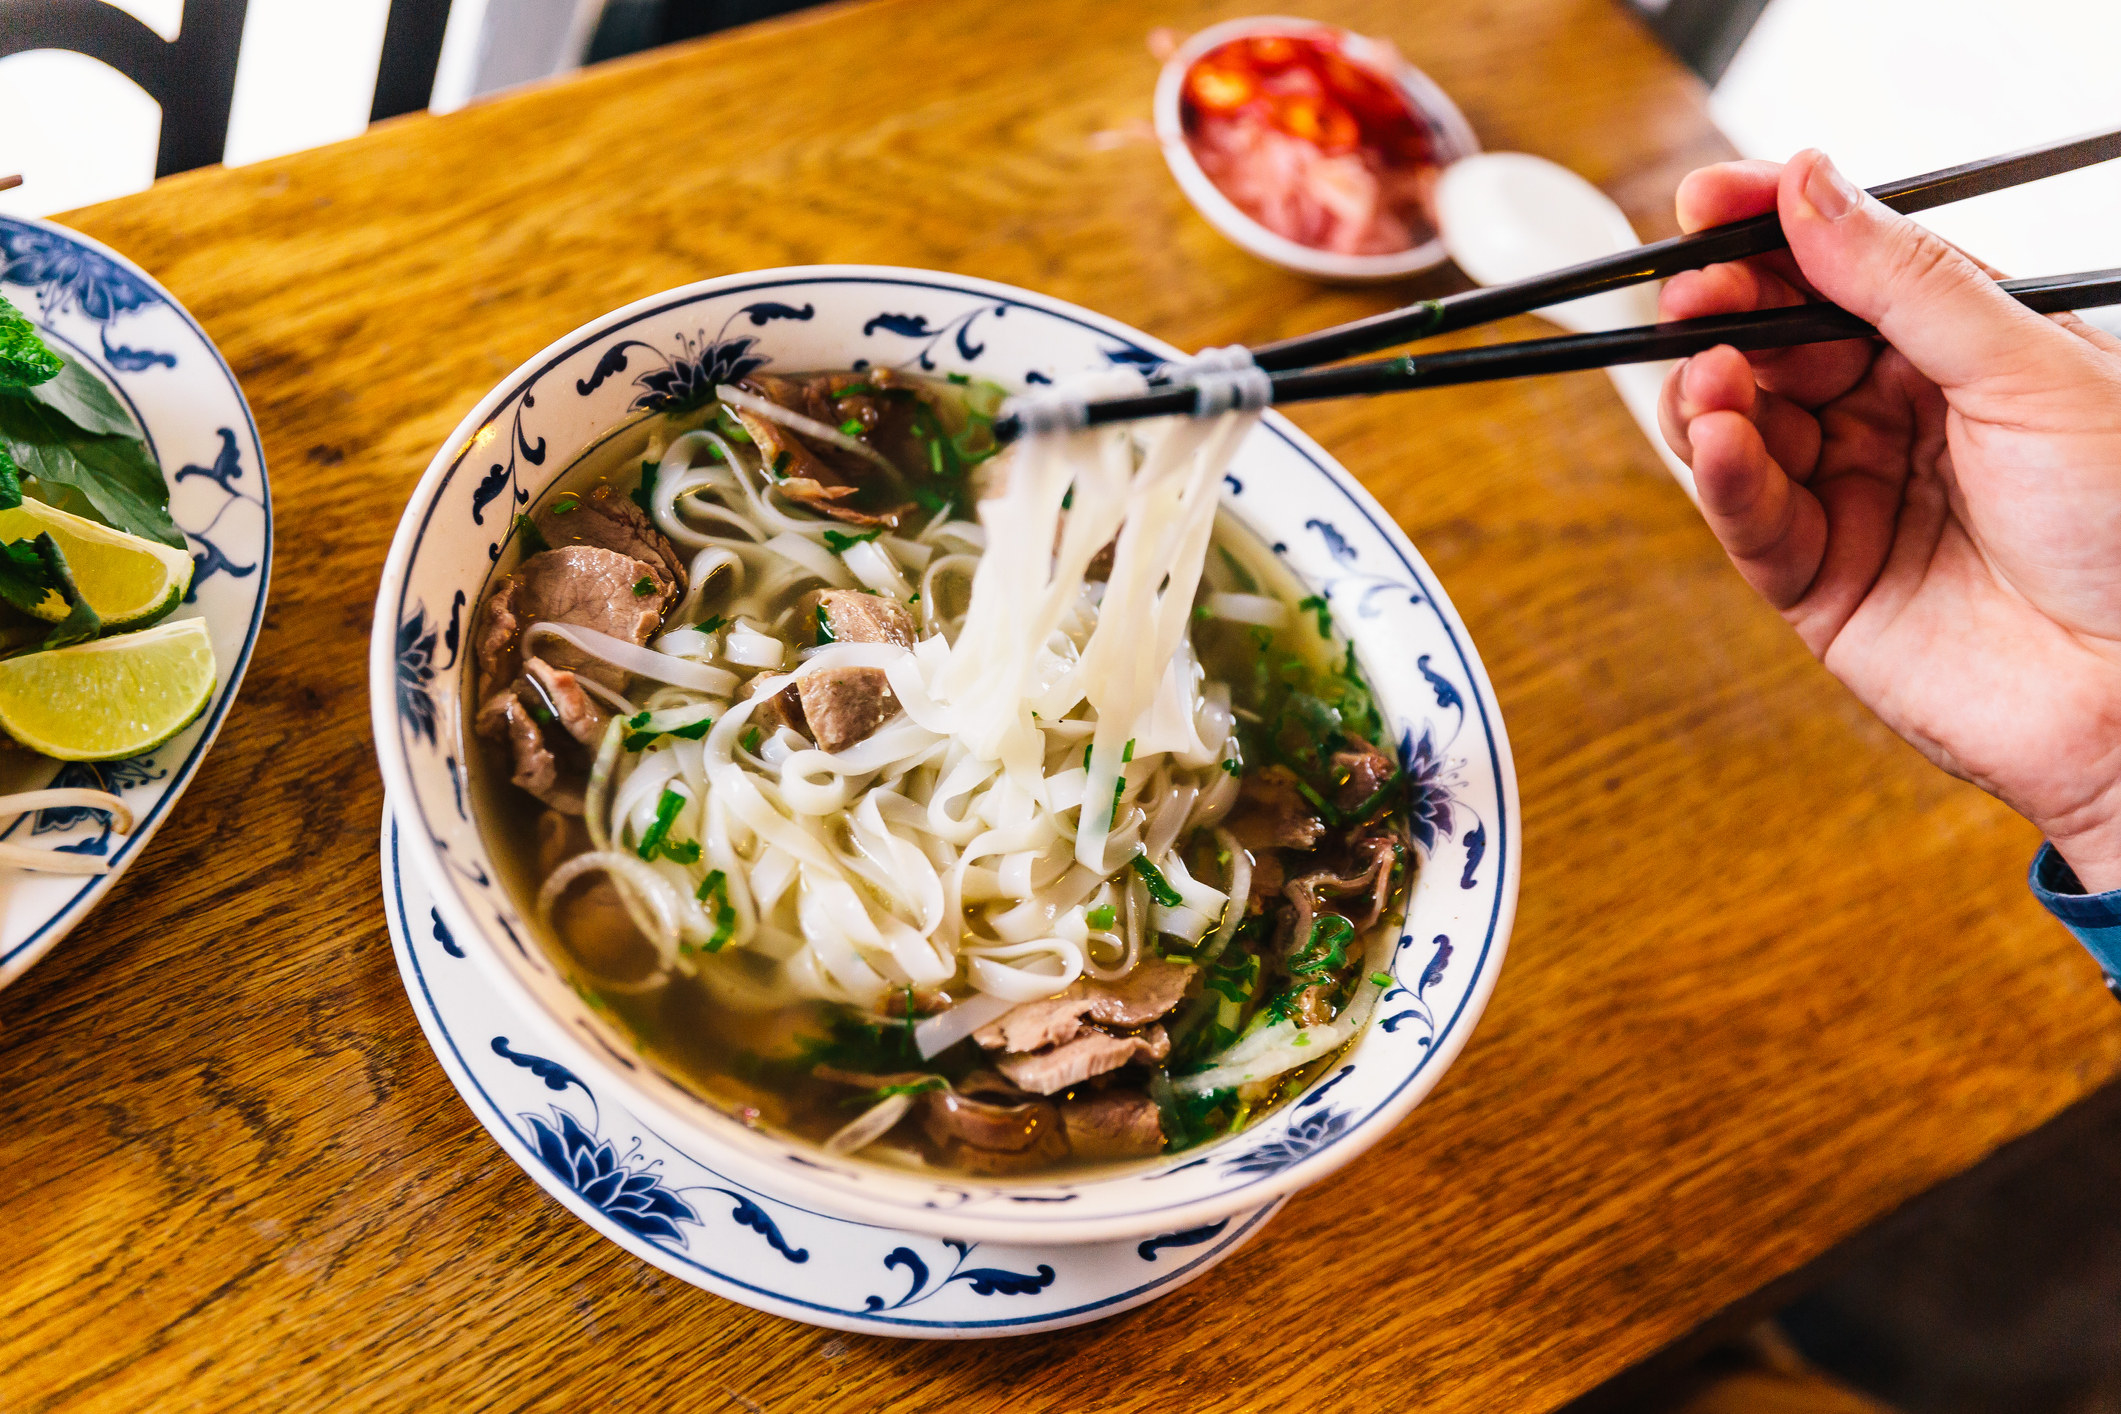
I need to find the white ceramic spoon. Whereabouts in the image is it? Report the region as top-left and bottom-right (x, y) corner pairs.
(1435, 152), (1697, 497)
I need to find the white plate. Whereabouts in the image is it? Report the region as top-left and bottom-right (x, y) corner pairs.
(381, 802), (1283, 1336)
(0, 216), (271, 991)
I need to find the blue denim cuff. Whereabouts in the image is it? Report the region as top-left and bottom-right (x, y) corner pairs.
(2030, 843), (2121, 990)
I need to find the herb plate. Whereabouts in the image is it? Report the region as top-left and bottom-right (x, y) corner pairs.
(0, 215), (270, 991)
(383, 802), (1283, 1335)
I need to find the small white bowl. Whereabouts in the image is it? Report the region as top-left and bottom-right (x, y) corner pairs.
(1153, 16), (1482, 283)
(368, 266), (1519, 1244)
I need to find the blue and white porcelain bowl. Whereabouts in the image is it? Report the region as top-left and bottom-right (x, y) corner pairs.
(367, 267), (1518, 1245)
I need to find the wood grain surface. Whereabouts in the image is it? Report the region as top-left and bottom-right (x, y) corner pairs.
(5, 1), (2117, 1410)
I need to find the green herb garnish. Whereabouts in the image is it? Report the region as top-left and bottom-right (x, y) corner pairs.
(635, 786), (687, 861)
(814, 603), (836, 645)
(632, 459), (658, 516)
(632, 575), (655, 597)
(1370, 972), (1394, 987)
(838, 417), (865, 438)
(0, 296), (62, 390)
(771, 450), (790, 477)
(1220, 758), (1241, 775)
(696, 869), (737, 952)
(1131, 855), (1183, 908)
(552, 493), (580, 514)
(1288, 914), (1354, 979)
(513, 514), (550, 556)
(1297, 594), (1332, 637)
(821, 528), (881, 555)
(1086, 903), (1116, 931)
(946, 372), (969, 385)
(1122, 738), (1136, 763)
(741, 726), (761, 753)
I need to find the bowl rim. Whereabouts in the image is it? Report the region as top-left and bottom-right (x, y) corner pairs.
(1152, 15), (1481, 283)
(368, 264), (1520, 1243)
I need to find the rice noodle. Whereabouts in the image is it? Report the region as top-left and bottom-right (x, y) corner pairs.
(553, 367), (1400, 1098)
(525, 622), (739, 695)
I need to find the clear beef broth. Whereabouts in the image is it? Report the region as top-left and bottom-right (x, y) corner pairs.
(467, 377), (1413, 1178)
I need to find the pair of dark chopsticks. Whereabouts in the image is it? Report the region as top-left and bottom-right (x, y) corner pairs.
(991, 126), (2121, 443)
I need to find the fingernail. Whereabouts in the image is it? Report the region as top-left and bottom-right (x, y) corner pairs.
(1671, 356), (1697, 417)
(1804, 153), (1862, 221)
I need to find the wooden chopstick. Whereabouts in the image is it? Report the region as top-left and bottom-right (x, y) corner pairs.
(993, 267), (2121, 439)
(1248, 125), (2121, 372)
(0, 176), (21, 193)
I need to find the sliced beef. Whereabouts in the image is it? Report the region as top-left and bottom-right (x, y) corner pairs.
(745, 674), (809, 739)
(538, 484), (686, 592)
(796, 589), (916, 752)
(476, 543), (676, 813)
(1246, 849), (1285, 916)
(996, 1026), (1170, 1095)
(920, 1084), (1061, 1155)
(480, 545), (674, 693)
(475, 691), (583, 814)
(1329, 739), (1398, 817)
(731, 374), (916, 528)
(973, 959), (1193, 1053)
(522, 656), (609, 746)
(1282, 828), (1405, 1026)
(1061, 1090), (1165, 1160)
(1225, 765), (1328, 854)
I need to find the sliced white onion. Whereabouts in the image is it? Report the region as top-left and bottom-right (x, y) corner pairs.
(525, 622), (738, 695)
(843, 537), (911, 598)
(823, 1091), (917, 1155)
(654, 626), (717, 659)
(724, 625), (785, 668)
(913, 989), (1019, 1059)
(1201, 592), (1289, 626)
(0, 789), (132, 833)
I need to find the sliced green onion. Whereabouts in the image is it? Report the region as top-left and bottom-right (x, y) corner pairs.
(838, 417), (865, 437)
(1131, 855), (1183, 908)
(635, 786), (687, 861)
(1086, 903), (1116, 931)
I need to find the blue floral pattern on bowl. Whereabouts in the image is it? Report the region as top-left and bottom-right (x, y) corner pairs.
(0, 215), (271, 991)
(368, 266), (1517, 1247)
(385, 814), (1279, 1335)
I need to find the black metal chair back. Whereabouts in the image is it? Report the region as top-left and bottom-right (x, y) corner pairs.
(0, 0), (250, 177)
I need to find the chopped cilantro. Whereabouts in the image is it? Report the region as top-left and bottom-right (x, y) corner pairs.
(814, 603), (836, 645)
(771, 450), (790, 477)
(946, 372), (970, 385)
(741, 726), (761, 753)
(632, 575), (655, 597)
(699, 615), (729, 633)
(1297, 594), (1332, 637)
(838, 417), (865, 438)
(1220, 758), (1241, 775)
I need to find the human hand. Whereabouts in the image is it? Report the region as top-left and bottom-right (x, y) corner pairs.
(1658, 149), (2121, 889)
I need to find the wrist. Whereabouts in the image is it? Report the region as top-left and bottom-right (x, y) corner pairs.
(2049, 831), (2121, 896)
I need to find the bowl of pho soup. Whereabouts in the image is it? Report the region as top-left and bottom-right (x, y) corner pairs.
(370, 267), (1518, 1244)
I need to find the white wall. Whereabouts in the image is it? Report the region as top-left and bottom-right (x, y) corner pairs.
(1713, 0), (2121, 332)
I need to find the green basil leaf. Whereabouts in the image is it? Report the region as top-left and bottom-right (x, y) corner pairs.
(22, 356), (139, 439)
(0, 398), (181, 548)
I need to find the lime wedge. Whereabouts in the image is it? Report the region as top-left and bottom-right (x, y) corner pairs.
(0, 498), (192, 630)
(0, 618), (216, 760)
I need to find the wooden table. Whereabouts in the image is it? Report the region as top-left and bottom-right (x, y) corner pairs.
(7, 1), (2117, 1408)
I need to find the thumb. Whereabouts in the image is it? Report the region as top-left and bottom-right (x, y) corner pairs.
(1779, 149), (2076, 397)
